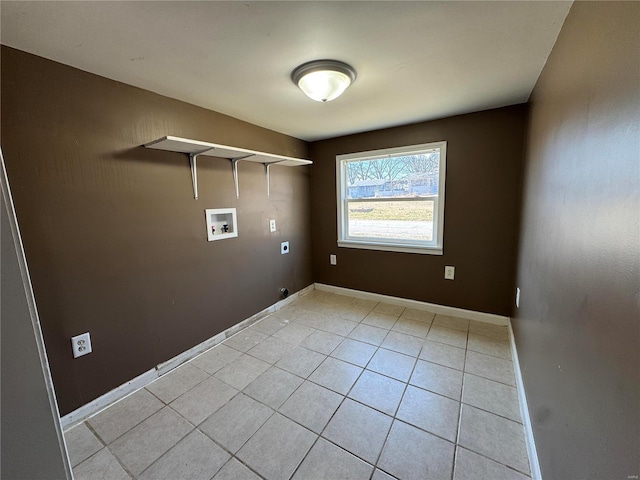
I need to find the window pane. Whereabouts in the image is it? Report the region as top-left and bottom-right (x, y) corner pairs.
(337, 141), (446, 254)
(346, 152), (440, 200)
(347, 199), (434, 241)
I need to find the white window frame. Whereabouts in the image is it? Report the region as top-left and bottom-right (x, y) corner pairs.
(336, 141), (447, 255)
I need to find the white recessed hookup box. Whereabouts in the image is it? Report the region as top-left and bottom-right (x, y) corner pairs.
(206, 208), (238, 241)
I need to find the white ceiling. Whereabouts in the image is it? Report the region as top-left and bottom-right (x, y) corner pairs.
(1, 1), (571, 142)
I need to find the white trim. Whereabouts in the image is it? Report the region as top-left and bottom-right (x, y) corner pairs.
(156, 332), (227, 377)
(509, 320), (542, 480)
(156, 283), (313, 376)
(336, 141), (447, 254)
(315, 283), (537, 474)
(61, 283), (314, 430)
(314, 283), (509, 326)
(61, 368), (158, 430)
(337, 240), (443, 255)
(336, 142), (443, 162)
(1, 147), (74, 479)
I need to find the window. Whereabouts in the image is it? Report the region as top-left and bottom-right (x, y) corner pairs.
(336, 141), (446, 255)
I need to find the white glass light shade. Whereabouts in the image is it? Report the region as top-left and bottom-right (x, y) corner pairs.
(297, 70), (351, 102)
(292, 60), (356, 102)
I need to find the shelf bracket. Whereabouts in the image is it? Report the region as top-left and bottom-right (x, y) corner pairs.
(189, 153), (199, 199)
(188, 148), (218, 200)
(231, 155), (257, 198)
(265, 163), (271, 197)
(264, 161), (286, 197)
(143, 136), (312, 200)
(191, 155), (292, 199)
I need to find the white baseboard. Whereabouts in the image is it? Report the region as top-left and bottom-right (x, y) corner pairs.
(61, 284), (314, 431)
(313, 284), (539, 473)
(62, 281), (508, 431)
(314, 283), (509, 326)
(61, 368), (157, 430)
(509, 320), (542, 480)
(157, 283), (314, 376)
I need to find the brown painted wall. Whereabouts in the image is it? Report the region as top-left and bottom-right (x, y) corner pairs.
(1, 46), (312, 415)
(310, 105), (526, 316)
(514, 2), (640, 479)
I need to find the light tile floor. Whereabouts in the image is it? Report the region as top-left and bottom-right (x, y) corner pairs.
(65, 290), (531, 480)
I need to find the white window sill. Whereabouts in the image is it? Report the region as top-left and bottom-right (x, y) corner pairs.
(337, 240), (443, 255)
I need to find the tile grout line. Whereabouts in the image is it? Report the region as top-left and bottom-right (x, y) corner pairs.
(243, 300), (528, 477)
(191, 392), (275, 478)
(182, 381), (282, 478)
(207, 416), (273, 480)
(72, 421), (136, 479)
(210, 456), (266, 480)
(451, 326), (471, 480)
(286, 305), (505, 447)
(452, 443), (533, 478)
(271, 298), (515, 477)
(454, 319), (533, 478)
(455, 323), (532, 477)
(288, 297), (382, 480)
(62, 285), (501, 429)
(135, 418), (201, 479)
(73, 289), (523, 480)
(294, 301), (388, 476)
(208, 294), (376, 479)
(276, 372), (329, 480)
(369, 316), (422, 474)
(221, 308), (514, 474)
(86, 422), (140, 479)
(84, 393), (169, 450)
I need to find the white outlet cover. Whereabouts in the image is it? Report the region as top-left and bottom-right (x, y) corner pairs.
(516, 288), (521, 308)
(269, 219), (276, 232)
(444, 266), (455, 280)
(330, 254), (337, 265)
(281, 241), (289, 254)
(71, 332), (92, 358)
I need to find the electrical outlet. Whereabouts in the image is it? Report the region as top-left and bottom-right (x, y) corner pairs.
(330, 254), (337, 265)
(444, 266), (455, 280)
(71, 332), (92, 358)
(281, 241), (289, 254)
(269, 219), (276, 232)
(516, 288), (521, 308)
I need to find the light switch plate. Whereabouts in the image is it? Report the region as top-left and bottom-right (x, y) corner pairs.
(281, 241), (289, 254)
(330, 254), (337, 265)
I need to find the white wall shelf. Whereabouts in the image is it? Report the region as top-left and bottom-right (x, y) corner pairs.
(144, 136), (312, 199)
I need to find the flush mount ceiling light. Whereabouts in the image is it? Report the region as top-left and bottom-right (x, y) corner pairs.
(291, 60), (357, 102)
